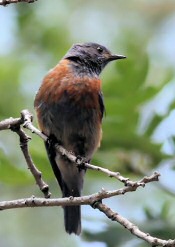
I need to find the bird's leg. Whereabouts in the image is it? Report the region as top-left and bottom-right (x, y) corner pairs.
(76, 155), (88, 172)
(91, 199), (103, 209)
(47, 134), (60, 146)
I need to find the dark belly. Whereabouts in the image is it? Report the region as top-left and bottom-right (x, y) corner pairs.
(39, 99), (101, 159)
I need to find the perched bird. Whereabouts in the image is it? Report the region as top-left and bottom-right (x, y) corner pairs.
(34, 42), (126, 235)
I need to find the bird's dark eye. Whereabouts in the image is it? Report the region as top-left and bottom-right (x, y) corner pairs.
(97, 46), (103, 53)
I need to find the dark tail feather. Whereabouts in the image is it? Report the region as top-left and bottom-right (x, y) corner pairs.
(45, 137), (82, 234)
(64, 205), (81, 235)
(63, 184), (81, 235)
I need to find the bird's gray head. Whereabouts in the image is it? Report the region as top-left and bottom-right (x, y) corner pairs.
(64, 42), (126, 76)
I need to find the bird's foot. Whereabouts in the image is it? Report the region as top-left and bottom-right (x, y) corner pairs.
(47, 135), (62, 148)
(76, 155), (87, 172)
(91, 199), (102, 209)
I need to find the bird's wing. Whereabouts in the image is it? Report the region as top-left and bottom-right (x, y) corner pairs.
(44, 136), (63, 191)
(98, 91), (105, 119)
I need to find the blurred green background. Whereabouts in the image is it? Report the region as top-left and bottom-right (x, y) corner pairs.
(0, 0), (175, 246)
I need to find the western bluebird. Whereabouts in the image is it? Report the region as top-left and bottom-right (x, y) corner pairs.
(34, 42), (126, 235)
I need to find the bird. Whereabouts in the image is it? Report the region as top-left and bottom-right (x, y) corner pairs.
(34, 42), (126, 235)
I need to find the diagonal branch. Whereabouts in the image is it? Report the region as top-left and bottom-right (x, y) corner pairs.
(0, 111), (51, 198)
(95, 202), (175, 247)
(14, 126), (51, 198)
(0, 181), (174, 246)
(0, 0), (37, 6)
(0, 110), (161, 195)
(0, 110), (173, 246)
(0, 172), (159, 210)
(20, 110), (161, 186)
(0, 117), (22, 130)
(0, 174), (158, 210)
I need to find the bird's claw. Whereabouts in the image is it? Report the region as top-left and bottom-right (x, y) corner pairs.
(76, 155), (87, 171)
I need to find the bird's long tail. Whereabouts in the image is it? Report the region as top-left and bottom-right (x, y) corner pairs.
(44, 139), (82, 235)
(63, 184), (81, 235)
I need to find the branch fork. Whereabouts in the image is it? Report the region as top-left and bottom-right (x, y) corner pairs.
(0, 110), (174, 246)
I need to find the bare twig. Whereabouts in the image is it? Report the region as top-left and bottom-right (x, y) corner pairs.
(0, 110), (173, 246)
(15, 127), (51, 198)
(0, 110), (160, 195)
(20, 110), (161, 186)
(95, 202), (175, 247)
(0, 0), (37, 6)
(0, 117), (22, 130)
(0, 111), (51, 198)
(0, 182), (174, 246)
(21, 109), (48, 141)
(55, 143), (134, 185)
(0, 172), (159, 209)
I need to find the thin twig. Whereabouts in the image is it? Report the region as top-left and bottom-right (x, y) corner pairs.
(0, 117), (22, 130)
(0, 0), (37, 6)
(15, 127), (51, 198)
(0, 172), (159, 210)
(0, 111), (51, 198)
(0, 110), (173, 246)
(21, 109), (48, 141)
(20, 110), (160, 186)
(95, 202), (175, 247)
(0, 112), (149, 186)
(0, 180), (174, 246)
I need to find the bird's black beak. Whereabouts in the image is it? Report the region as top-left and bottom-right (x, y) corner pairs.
(108, 54), (126, 61)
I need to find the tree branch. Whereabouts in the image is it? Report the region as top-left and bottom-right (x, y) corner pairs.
(0, 0), (37, 6)
(0, 179), (174, 246)
(2, 109), (157, 187)
(95, 202), (175, 247)
(20, 110), (160, 187)
(0, 117), (22, 130)
(0, 111), (51, 198)
(0, 110), (174, 246)
(0, 174), (158, 210)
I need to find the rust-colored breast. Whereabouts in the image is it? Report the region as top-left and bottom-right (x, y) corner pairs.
(35, 59), (102, 109)
(34, 59), (103, 148)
